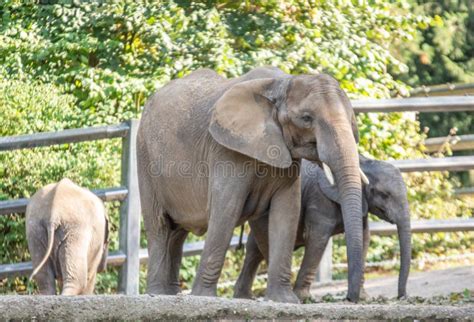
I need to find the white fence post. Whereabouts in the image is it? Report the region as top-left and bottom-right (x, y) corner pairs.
(118, 119), (141, 295)
(316, 238), (333, 283)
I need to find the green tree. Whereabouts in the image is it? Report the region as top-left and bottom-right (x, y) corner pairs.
(396, 0), (474, 137)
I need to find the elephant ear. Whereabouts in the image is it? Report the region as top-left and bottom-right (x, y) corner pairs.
(209, 78), (292, 169)
(338, 88), (359, 143)
(318, 167), (369, 213)
(351, 112), (359, 143)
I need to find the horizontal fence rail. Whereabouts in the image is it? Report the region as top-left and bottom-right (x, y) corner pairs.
(411, 82), (474, 97)
(369, 218), (474, 236)
(454, 187), (474, 196)
(0, 235), (248, 279)
(424, 134), (474, 153)
(0, 187), (128, 215)
(389, 156), (474, 172)
(352, 96), (474, 113)
(0, 123), (130, 152)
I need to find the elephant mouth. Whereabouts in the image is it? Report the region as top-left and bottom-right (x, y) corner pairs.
(290, 143), (319, 161)
(370, 205), (384, 216)
(371, 206), (394, 223)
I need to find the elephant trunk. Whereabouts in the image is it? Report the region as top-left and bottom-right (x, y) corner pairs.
(318, 127), (364, 302)
(335, 162), (364, 302)
(396, 205), (411, 298)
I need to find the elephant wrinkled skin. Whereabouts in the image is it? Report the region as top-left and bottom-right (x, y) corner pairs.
(26, 178), (109, 295)
(137, 67), (365, 302)
(234, 157), (411, 301)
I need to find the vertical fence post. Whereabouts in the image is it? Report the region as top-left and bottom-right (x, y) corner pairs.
(118, 119), (141, 295)
(316, 237), (332, 283)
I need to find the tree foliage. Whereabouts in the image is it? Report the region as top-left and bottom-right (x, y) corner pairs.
(1, 0), (429, 121)
(395, 0), (474, 137)
(399, 0), (473, 86)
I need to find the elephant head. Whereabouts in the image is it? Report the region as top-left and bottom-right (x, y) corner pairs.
(360, 156), (411, 298)
(209, 74), (365, 301)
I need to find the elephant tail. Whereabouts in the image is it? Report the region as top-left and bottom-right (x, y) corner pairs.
(29, 223), (55, 282)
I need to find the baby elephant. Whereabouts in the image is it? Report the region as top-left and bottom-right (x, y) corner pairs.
(26, 178), (109, 295)
(234, 156), (411, 301)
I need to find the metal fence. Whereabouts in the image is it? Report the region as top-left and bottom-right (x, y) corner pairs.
(410, 82), (474, 97)
(0, 96), (473, 293)
(424, 134), (474, 153)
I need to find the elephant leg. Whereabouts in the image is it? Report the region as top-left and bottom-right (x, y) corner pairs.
(82, 244), (105, 295)
(293, 223), (334, 301)
(233, 231), (265, 299)
(192, 175), (249, 297)
(360, 220), (370, 300)
(34, 261), (56, 295)
(167, 228), (189, 292)
(83, 272), (97, 295)
(29, 226), (56, 295)
(248, 214), (270, 262)
(59, 233), (89, 295)
(60, 257), (88, 295)
(266, 179), (301, 303)
(144, 211), (188, 295)
(138, 150), (189, 295)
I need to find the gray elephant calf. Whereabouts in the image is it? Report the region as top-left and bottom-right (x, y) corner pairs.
(234, 157), (411, 300)
(26, 178), (109, 295)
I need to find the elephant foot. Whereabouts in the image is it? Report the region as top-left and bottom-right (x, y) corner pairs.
(233, 289), (254, 299)
(61, 287), (81, 296)
(191, 283), (217, 297)
(294, 286), (312, 302)
(345, 290), (360, 303)
(265, 287), (300, 303)
(359, 287), (369, 301)
(147, 284), (181, 295)
(397, 292), (408, 300)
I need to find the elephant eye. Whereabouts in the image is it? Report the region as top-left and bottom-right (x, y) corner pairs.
(379, 191), (389, 199)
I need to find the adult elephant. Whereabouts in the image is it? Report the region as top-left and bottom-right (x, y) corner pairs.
(137, 67), (365, 302)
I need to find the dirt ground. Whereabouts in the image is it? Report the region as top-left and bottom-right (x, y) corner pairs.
(312, 265), (474, 299)
(0, 294), (472, 320)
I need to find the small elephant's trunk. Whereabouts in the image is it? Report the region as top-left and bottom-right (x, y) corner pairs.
(396, 206), (411, 298)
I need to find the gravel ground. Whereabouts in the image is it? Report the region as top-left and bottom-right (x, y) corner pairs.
(0, 294), (473, 320)
(312, 265), (474, 299)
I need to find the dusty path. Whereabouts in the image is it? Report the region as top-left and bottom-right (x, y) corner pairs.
(0, 295), (472, 320)
(312, 265), (474, 298)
